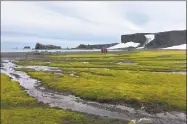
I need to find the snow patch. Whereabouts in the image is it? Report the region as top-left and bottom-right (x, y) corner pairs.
(145, 34), (155, 44)
(163, 44), (186, 50)
(17, 66), (61, 72)
(137, 118), (152, 124)
(138, 34), (155, 49)
(136, 47), (144, 49)
(108, 42), (140, 49)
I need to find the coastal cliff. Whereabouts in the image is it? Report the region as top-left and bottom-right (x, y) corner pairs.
(121, 30), (186, 49)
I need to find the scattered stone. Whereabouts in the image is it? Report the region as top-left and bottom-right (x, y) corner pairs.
(83, 62), (89, 64)
(39, 87), (45, 90)
(9, 67), (14, 71)
(55, 73), (62, 75)
(171, 72), (186, 75)
(117, 61), (137, 65)
(141, 106), (145, 110)
(137, 118), (152, 124)
(10, 73), (20, 78)
(70, 73), (74, 76)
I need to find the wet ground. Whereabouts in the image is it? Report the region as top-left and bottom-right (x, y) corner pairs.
(1, 60), (187, 124)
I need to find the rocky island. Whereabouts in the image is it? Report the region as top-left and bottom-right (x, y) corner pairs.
(35, 43), (62, 49)
(23, 46), (31, 49)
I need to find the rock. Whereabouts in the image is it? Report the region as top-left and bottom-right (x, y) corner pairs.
(39, 87), (45, 90)
(55, 73), (62, 75)
(75, 43), (118, 49)
(117, 62), (123, 64)
(141, 106), (145, 110)
(35, 43), (61, 49)
(83, 62), (89, 64)
(70, 73), (74, 76)
(121, 30), (186, 49)
(137, 118), (152, 124)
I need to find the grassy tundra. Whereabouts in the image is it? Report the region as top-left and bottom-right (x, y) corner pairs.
(1, 74), (128, 124)
(15, 50), (186, 113)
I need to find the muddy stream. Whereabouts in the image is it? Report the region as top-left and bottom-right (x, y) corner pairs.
(1, 60), (186, 124)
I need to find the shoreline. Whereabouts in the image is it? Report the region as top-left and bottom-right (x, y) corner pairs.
(0, 51), (99, 60)
(1, 49), (186, 60)
(0, 50), (125, 60)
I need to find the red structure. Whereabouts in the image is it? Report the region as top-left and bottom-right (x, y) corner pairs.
(101, 47), (108, 53)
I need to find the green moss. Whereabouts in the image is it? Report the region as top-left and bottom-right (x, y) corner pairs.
(16, 50), (186, 72)
(128, 121), (135, 124)
(26, 69), (186, 112)
(15, 68), (34, 72)
(1, 74), (128, 124)
(14, 50), (186, 112)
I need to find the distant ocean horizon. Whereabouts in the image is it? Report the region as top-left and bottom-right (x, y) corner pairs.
(1, 48), (124, 53)
(1, 42), (123, 53)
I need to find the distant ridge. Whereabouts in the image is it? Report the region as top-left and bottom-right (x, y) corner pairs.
(74, 43), (118, 49)
(121, 30), (186, 49)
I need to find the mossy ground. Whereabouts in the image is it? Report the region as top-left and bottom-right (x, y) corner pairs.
(1, 74), (129, 124)
(16, 50), (186, 72)
(15, 50), (186, 113)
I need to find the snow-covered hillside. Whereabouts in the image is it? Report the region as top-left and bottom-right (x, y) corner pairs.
(163, 44), (186, 50)
(109, 30), (186, 50)
(108, 42), (140, 49)
(121, 30), (186, 49)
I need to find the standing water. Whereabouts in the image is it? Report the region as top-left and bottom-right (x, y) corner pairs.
(1, 60), (186, 124)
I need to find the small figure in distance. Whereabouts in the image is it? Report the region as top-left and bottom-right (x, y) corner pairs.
(101, 47), (108, 53)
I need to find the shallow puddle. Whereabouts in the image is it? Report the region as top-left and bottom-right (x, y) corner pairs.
(117, 62), (138, 65)
(171, 71), (186, 75)
(1, 60), (186, 124)
(153, 71), (186, 75)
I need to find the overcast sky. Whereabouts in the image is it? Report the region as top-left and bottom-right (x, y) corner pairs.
(1, 1), (186, 48)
